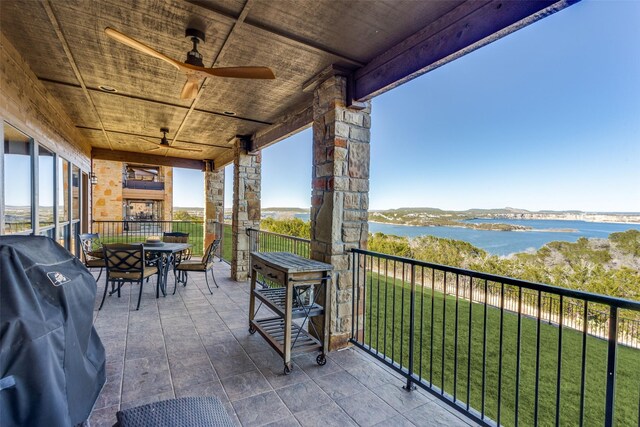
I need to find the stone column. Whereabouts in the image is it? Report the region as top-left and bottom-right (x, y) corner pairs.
(311, 75), (371, 350)
(204, 167), (224, 252)
(231, 144), (261, 281)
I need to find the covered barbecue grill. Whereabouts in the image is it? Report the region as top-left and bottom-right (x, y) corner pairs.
(0, 235), (106, 426)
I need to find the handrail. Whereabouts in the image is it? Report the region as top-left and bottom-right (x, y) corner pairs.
(247, 228), (311, 244)
(352, 248), (640, 311)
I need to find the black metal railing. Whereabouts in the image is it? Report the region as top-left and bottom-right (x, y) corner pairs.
(93, 220), (205, 256)
(247, 228), (310, 258)
(123, 179), (164, 190)
(350, 248), (640, 427)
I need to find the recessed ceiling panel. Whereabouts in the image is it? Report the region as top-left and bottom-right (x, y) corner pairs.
(41, 83), (102, 129)
(0, 1), (79, 84)
(247, 0), (464, 63)
(50, 0), (232, 105)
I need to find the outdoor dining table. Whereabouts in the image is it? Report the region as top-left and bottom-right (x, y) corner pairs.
(139, 242), (191, 297)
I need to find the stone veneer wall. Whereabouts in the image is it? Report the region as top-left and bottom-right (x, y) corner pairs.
(231, 145), (261, 281)
(162, 166), (173, 221)
(92, 159), (123, 221)
(311, 75), (371, 350)
(204, 168), (225, 251)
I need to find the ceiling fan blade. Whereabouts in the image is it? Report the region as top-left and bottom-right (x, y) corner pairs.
(105, 27), (182, 71)
(180, 76), (200, 100)
(182, 64), (276, 80)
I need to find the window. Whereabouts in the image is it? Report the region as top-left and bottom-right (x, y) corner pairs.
(58, 157), (69, 222)
(38, 146), (54, 229)
(3, 123), (33, 234)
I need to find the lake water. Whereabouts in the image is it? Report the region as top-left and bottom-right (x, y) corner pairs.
(295, 214), (640, 256)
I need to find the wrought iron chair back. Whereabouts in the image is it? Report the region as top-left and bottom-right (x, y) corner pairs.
(78, 233), (105, 282)
(100, 243), (159, 310)
(173, 239), (221, 295)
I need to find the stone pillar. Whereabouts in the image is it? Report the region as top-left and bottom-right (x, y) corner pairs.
(311, 75), (371, 350)
(231, 144), (261, 281)
(204, 167), (224, 252)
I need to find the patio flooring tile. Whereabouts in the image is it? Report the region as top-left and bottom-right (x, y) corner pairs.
(90, 261), (478, 426)
(276, 380), (332, 413)
(294, 401), (358, 427)
(231, 390), (291, 427)
(335, 389), (400, 425)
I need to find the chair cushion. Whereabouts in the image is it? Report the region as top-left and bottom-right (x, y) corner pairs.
(175, 261), (213, 272)
(85, 258), (105, 268)
(109, 266), (158, 280)
(87, 250), (104, 259)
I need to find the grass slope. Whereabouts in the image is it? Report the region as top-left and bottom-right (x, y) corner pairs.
(362, 272), (640, 426)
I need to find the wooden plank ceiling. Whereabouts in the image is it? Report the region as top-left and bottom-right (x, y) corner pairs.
(0, 0), (575, 169)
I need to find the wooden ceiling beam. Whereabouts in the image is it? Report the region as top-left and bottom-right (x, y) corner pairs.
(354, 0), (577, 101)
(251, 104), (312, 152)
(77, 126), (233, 150)
(92, 147), (205, 170)
(39, 78), (272, 125)
(42, 0), (113, 150)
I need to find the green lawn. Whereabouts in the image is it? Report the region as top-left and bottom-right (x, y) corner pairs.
(221, 224), (232, 262)
(362, 272), (640, 426)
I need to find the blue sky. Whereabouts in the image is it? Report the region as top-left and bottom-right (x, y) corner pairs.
(174, 0), (640, 212)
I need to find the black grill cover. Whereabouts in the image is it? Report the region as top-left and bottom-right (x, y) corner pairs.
(0, 236), (106, 426)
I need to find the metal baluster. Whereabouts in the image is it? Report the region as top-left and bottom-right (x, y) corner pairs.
(515, 287), (522, 427)
(441, 272), (447, 395)
(467, 277), (473, 411)
(497, 283), (505, 426)
(376, 256), (381, 355)
(430, 268), (435, 388)
(454, 274), (459, 402)
(534, 291), (542, 426)
(392, 260), (396, 362)
(404, 264), (416, 391)
(604, 306), (618, 427)
(384, 259), (389, 355)
(579, 301), (588, 427)
(481, 279), (488, 420)
(556, 296), (564, 426)
(362, 255), (367, 347)
(419, 266), (425, 382)
(351, 251), (356, 341)
(355, 253), (360, 343)
(368, 255), (374, 348)
(400, 262), (405, 366)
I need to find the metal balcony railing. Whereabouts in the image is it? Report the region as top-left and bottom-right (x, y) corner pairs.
(93, 220), (205, 256)
(122, 179), (164, 190)
(247, 228), (310, 259)
(350, 248), (640, 427)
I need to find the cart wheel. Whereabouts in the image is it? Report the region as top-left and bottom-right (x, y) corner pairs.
(316, 354), (327, 366)
(248, 325), (256, 334)
(283, 364), (292, 375)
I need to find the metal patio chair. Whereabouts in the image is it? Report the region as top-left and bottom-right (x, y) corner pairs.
(101, 243), (160, 310)
(162, 231), (191, 284)
(78, 233), (105, 283)
(173, 239), (220, 295)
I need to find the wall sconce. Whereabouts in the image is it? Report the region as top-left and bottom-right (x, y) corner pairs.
(90, 172), (98, 185)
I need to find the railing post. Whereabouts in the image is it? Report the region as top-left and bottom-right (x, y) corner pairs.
(604, 306), (618, 427)
(404, 263), (416, 391)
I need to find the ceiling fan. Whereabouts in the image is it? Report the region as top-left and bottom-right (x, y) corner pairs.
(141, 128), (202, 153)
(105, 27), (275, 99)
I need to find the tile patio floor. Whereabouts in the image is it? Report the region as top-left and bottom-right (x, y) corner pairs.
(88, 260), (479, 427)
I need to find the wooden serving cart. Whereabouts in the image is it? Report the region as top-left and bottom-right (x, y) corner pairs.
(248, 252), (332, 374)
